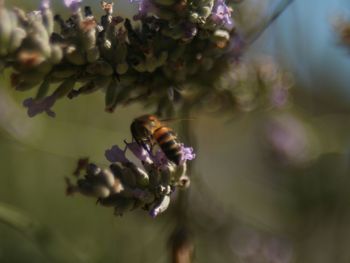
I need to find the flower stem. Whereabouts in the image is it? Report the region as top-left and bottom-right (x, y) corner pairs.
(245, 0), (295, 45)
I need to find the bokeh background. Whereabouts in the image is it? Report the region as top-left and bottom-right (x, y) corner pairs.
(1, 0), (350, 262)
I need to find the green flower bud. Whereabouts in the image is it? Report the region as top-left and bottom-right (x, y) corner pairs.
(93, 185), (110, 198)
(120, 166), (137, 188)
(116, 63), (128, 75)
(36, 60), (53, 74)
(8, 27), (26, 53)
(86, 47), (100, 63)
(86, 60), (113, 76)
(93, 76), (112, 89)
(126, 162), (149, 188)
(189, 12), (200, 23)
(66, 46), (86, 65)
(105, 80), (118, 109)
(212, 29), (230, 41)
(101, 169), (115, 188)
(42, 7), (54, 36)
(0, 9), (13, 55)
(198, 6), (212, 19)
(145, 56), (158, 72)
(115, 44), (127, 63)
(172, 162), (187, 181)
(35, 78), (50, 100)
(15, 82), (36, 91)
(53, 77), (76, 98)
(51, 66), (77, 79)
(50, 44), (63, 64)
(132, 61), (146, 72)
(150, 195), (170, 217)
(22, 71), (46, 84)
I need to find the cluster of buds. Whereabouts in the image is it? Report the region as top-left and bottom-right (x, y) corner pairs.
(0, 0), (248, 118)
(66, 141), (195, 217)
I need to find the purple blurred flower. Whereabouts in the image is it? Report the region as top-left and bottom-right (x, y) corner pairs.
(131, 0), (154, 19)
(105, 145), (129, 163)
(41, 0), (50, 9)
(64, 0), (82, 13)
(265, 114), (313, 164)
(211, 0), (233, 27)
(22, 95), (56, 118)
(270, 86), (289, 108)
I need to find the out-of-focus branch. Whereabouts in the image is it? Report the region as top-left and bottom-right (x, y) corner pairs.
(0, 202), (85, 263)
(245, 0), (295, 46)
(168, 105), (196, 263)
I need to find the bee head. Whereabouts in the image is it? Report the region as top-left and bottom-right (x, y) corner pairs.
(130, 114), (161, 141)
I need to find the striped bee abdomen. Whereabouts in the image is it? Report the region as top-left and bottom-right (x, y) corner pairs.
(154, 126), (182, 165)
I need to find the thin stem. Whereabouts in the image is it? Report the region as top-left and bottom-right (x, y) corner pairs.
(245, 0), (295, 46)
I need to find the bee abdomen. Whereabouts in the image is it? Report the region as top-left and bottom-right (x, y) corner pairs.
(154, 127), (182, 165)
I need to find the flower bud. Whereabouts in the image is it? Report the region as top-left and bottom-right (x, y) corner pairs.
(0, 9), (14, 56)
(93, 185), (110, 198)
(53, 77), (76, 98)
(86, 60), (113, 76)
(105, 81), (119, 109)
(8, 27), (26, 53)
(66, 46), (86, 65)
(86, 47), (100, 63)
(150, 195), (171, 217)
(198, 6), (212, 19)
(124, 162), (149, 188)
(51, 65), (77, 78)
(116, 63), (128, 74)
(86, 163), (101, 176)
(50, 44), (63, 64)
(35, 78), (50, 100)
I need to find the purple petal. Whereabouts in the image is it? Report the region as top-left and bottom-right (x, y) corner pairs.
(64, 0), (82, 7)
(23, 95), (57, 118)
(151, 149), (169, 169)
(125, 141), (152, 163)
(211, 0), (233, 27)
(180, 144), (196, 164)
(41, 0), (50, 9)
(105, 145), (129, 163)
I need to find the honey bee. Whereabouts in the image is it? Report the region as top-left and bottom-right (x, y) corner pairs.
(130, 115), (183, 165)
